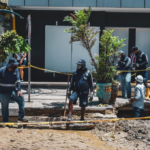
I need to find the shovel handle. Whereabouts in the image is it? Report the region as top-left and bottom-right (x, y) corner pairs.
(64, 74), (70, 117)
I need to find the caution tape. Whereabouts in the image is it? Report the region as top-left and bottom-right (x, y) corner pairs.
(131, 73), (136, 77)
(30, 65), (72, 75)
(18, 66), (29, 69)
(17, 64), (150, 76)
(1, 116), (150, 126)
(17, 65), (72, 75)
(118, 67), (150, 73)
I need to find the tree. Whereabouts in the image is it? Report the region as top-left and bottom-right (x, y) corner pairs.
(0, 30), (31, 63)
(63, 6), (100, 74)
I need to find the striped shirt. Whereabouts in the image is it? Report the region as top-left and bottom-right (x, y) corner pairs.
(129, 53), (136, 65)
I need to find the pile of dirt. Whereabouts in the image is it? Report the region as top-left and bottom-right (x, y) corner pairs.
(92, 120), (150, 150)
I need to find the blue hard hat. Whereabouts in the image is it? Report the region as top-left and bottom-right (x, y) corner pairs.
(76, 59), (86, 67)
(131, 46), (138, 52)
(119, 50), (125, 55)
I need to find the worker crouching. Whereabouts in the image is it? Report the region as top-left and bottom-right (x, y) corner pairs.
(0, 58), (28, 122)
(67, 59), (94, 121)
(129, 75), (145, 117)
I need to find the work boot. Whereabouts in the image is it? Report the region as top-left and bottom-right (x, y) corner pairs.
(18, 117), (28, 122)
(145, 88), (150, 100)
(67, 114), (72, 121)
(80, 118), (85, 121)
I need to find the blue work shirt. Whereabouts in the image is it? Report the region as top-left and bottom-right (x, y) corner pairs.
(136, 51), (148, 70)
(0, 66), (21, 93)
(132, 83), (145, 109)
(69, 68), (94, 94)
(117, 56), (131, 73)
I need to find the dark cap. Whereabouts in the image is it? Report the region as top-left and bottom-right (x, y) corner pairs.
(76, 59), (86, 67)
(7, 57), (19, 68)
(131, 46), (138, 52)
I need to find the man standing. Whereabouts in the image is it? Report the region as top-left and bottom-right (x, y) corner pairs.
(67, 59), (94, 121)
(130, 47), (137, 82)
(0, 58), (28, 122)
(117, 50), (131, 99)
(132, 47), (149, 100)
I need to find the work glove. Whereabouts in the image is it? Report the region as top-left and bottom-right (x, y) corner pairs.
(134, 63), (140, 67)
(67, 91), (71, 99)
(89, 92), (94, 102)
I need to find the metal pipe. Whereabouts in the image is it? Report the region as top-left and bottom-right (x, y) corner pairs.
(0, 9), (24, 19)
(7, 6), (16, 30)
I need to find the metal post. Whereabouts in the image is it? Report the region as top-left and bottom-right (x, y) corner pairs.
(28, 15), (31, 102)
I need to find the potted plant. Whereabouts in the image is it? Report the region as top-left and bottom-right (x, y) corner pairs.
(0, 30), (31, 63)
(64, 7), (126, 104)
(93, 30), (126, 104)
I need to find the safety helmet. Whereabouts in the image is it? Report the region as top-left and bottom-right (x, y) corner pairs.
(119, 50), (125, 55)
(76, 59), (86, 68)
(131, 46), (138, 52)
(135, 75), (143, 83)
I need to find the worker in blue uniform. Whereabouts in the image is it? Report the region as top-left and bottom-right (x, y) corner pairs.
(67, 59), (94, 121)
(0, 58), (28, 122)
(117, 50), (131, 99)
(132, 47), (149, 100)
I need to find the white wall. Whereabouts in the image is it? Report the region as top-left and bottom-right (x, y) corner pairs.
(45, 25), (100, 73)
(136, 28), (150, 79)
(45, 26), (72, 73)
(106, 28), (129, 56)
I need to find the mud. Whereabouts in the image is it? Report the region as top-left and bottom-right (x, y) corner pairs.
(0, 128), (115, 150)
(92, 120), (150, 150)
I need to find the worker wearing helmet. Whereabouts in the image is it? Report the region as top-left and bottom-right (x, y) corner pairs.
(131, 46), (149, 100)
(117, 50), (131, 99)
(67, 59), (94, 121)
(129, 75), (145, 117)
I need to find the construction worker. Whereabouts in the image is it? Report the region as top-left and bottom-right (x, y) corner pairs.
(67, 59), (94, 121)
(129, 48), (136, 82)
(0, 58), (28, 122)
(117, 50), (131, 98)
(129, 75), (145, 117)
(131, 47), (149, 100)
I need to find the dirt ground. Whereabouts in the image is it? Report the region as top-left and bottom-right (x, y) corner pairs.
(0, 127), (115, 150)
(92, 120), (150, 150)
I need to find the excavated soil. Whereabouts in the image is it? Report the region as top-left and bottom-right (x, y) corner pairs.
(0, 128), (115, 150)
(92, 120), (150, 150)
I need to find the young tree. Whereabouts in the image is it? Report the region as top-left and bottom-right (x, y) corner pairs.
(0, 30), (31, 63)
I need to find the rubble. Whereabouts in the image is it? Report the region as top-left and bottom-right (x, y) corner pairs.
(92, 120), (150, 150)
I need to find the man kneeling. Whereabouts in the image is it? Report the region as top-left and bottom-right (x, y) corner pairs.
(67, 59), (94, 121)
(0, 58), (28, 122)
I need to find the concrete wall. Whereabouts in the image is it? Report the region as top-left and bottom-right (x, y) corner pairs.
(8, 0), (149, 8)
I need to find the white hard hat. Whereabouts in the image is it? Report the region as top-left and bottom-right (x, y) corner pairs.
(135, 75), (143, 83)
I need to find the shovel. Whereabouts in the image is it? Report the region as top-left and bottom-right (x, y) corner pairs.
(62, 74), (70, 121)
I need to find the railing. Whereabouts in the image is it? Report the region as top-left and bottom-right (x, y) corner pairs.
(8, 0), (148, 8)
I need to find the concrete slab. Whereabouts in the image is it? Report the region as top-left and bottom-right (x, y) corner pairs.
(0, 88), (114, 117)
(1, 87), (150, 117)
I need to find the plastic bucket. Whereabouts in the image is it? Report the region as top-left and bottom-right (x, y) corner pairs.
(96, 83), (112, 104)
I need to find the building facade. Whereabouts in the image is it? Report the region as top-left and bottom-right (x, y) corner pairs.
(9, 0), (150, 81)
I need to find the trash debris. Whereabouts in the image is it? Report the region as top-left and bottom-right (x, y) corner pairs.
(33, 132), (37, 135)
(15, 127), (23, 133)
(96, 103), (108, 107)
(10, 139), (15, 142)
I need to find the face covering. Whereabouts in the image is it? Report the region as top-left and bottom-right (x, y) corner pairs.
(11, 66), (17, 70)
(121, 54), (126, 59)
(135, 51), (140, 56)
(77, 64), (83, 71)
